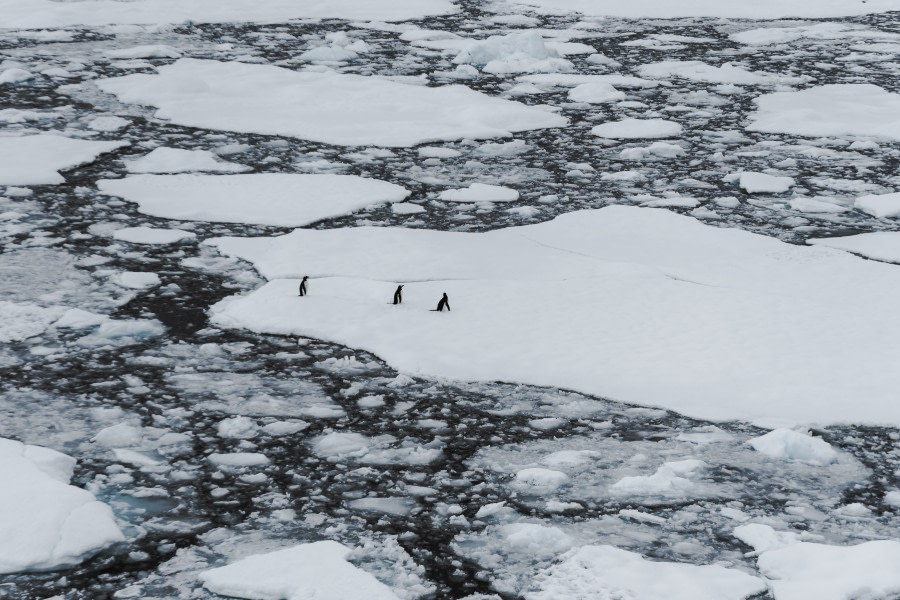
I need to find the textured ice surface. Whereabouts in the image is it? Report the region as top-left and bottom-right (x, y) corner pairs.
(0, 135), (127, 185)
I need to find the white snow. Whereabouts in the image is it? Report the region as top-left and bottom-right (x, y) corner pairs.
(490, 0), (899, 19)
(113, 227), (197, 245)
(567, 82), (625, 103)
(610, 459), (707, 495)
(757, 540), (900, 600)
(638, 61), (804, 85)
(748, 85), (900, 140)
(439, 183), (519, 203)
(853, 191), (900, 218)
(97, 173), (409, 226)
(513, 468), (569, 492)
(808, 232), (900, 264)
(592, 118), (682, 139)
(199, 540), (401, 600)
(748, 429), (838, 465)
(0, 437), (124, 574)
(124, 147), (250, 174)
(0, 0), (456, 28)
(92, 423), (142, 448)
(105, 45), (182, 59)
(452, 32), (572, 74)
(733, 523), (804, 554)
(526, 545), (766, 600)
(208, 205), (900, 427)
(115, 271), (161, 290)
(788, 197), (848, 214)
(738, 172), (795, 194)
(0, 301), (65, 342)
(0, 134), (127, 185)
(0, 68), (31, 84)
(96, 59), (567, 147)
(87, 116), (131, 131)
(208, 452), (269, 467)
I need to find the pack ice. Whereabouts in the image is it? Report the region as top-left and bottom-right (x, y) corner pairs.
(0, 438), (124, 574)
(0, 135), (127, 186)
(490, 0), (900, 18)
(96, 59), (567, 147)
(209, 205), (900, 427)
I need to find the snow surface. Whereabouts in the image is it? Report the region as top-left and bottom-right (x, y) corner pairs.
(592, 119), (682, 139)
(0, 437), (124, 574)
(113, 227), (197, 245)
(452, 32), (572, 74)
(638, 61), (804, 85)
(439, 183), (520, 203)
(748, 85), (900, 140)
(96, 59), (567, 147)
(490, 0), (899, 18)
(0, 135), (127, 185)
(808, 232), (900, 264)
(738, 172), (795, 194)
(853, 192), (900, 218)
(97, 173), (409, 226)
(209, 205), (900, 427)
(199, 540), (401, 600)
(125, 148), (250, 174)
(0, 0), (456, 29)
(525, 545), (766, 600)
(747, 429), (838, 465)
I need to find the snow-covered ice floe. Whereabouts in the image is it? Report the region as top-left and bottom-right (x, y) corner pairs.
(112, 226), (197, 245)
(96, 59), (567, 147)
(209, 205), (900, 427)
(592, 119), (682, 140)
(525, 545), (766, 600)
(808, 231), (900, 264)
(0, 0), (456, 29)
(97, 173), (409, 226)
(124, 148), (250, 174)
(0, 438), (124, 574)
(747, 84), (900, 140)
(0, 135), (127, 186)
(489, 0), (900, 18)
(199, 540), (401, 600)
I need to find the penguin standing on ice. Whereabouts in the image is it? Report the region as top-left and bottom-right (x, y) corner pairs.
(434, 292), (450, 312)
(393, 285), (404, 305)
(298, 276), (309, 297)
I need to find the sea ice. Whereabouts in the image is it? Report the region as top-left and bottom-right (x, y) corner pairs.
(567, 82), (625, 103)
(525, 545), (766, 600)
(96, 59), (567, 147)
(808, 232), (900, 264)
(490, 0), (899, 18)
(97, 173), (409, 226)
(638, 61), (804, 85)
(199, 540), (401, 600)
(748, 85), (900, 140)
(208, 205), (900, 427)
(0, 437), (124, 574)
(738, 172), (795, 194)
(853, 191), (900, 218)
(0, 301), (65, 342)
(0, 0), (456, 28)
(124, 147), (250, 174)
(592, 118), (682, 139)
(439, 183), (519, 203)
(452, 32), (572, 74)
(113, 227), (197, 245)
(0, 134), (127, 185)
(747, 429), (838, 465)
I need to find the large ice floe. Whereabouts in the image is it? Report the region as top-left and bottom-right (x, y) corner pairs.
(0, 0), (456, 28)
(0, 437), (124, 574)
(96, 59), (567, 147)
(490, 0), (900, 18)
(199, 540), (402, 600)
(747, 84), (900, 140)
(0, 134), (127, 185)
(97, 173), (409, 226)
(209, 205), (900, 427)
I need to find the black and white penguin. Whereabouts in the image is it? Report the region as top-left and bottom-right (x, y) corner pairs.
(393, 284), (404, 305)
(298, 276), (308, 297)
(435, 292), (450, 312)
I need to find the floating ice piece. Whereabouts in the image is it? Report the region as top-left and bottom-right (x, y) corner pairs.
(439, 183), (519, 203)
(733, 523), (804, 553)
(567, 82), (625, 103)
(610, 459), (707, 495)
(54, 308), (108, 329)
(208, 452), (269, 467)
(199, 540), (401, 600)
(92, 423), (142, 448)
(757, 540), (900, 600)
(113, 226), (197, 245)
(392, 203), (426, 215)
(418, 146), (462, 158)
(98, 173), (409, 226)
(638, 61), (805, 85)
(105, 45), (181, 59)
(592, 118), (682, 139)
(747, 429), (838, 465)
(788, 197), (848, 214)
(500, 523), (574, 557)
(313, 432), (370, 458)
(0, 301), (65, 342)
(96, 59), (567, 147)
(853, 191), (900, 218)
(115, 271), (161, 289)
(738, 172), (795, 194)
(208, 205), (900, 428)
(513, 467), (569, 492)
(526, 545), (766, 600)
(0, 0), (456, 28)
(808, 231), (900, 264)
(125, 147), (250, 174)
(347, 497), (415, 516)
(0, 68), (32, 85)
(748, 84), (900, 140)
(0, 437), (124, 574)
(620, 142), (685, 160)
(0, 134), (127, 185)
(731, 23), (898, 46)
(216, 416), (258, 439)
(453, 32), (572, 74)
(87, 115), (130, 131)
(489, 0), (899, 18)
(519, 73), (658, 89)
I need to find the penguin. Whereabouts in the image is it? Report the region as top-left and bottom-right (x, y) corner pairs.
(393, 284), (403, 305)
(298, 276), (308, 297)
(435, 292), (450, 312)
